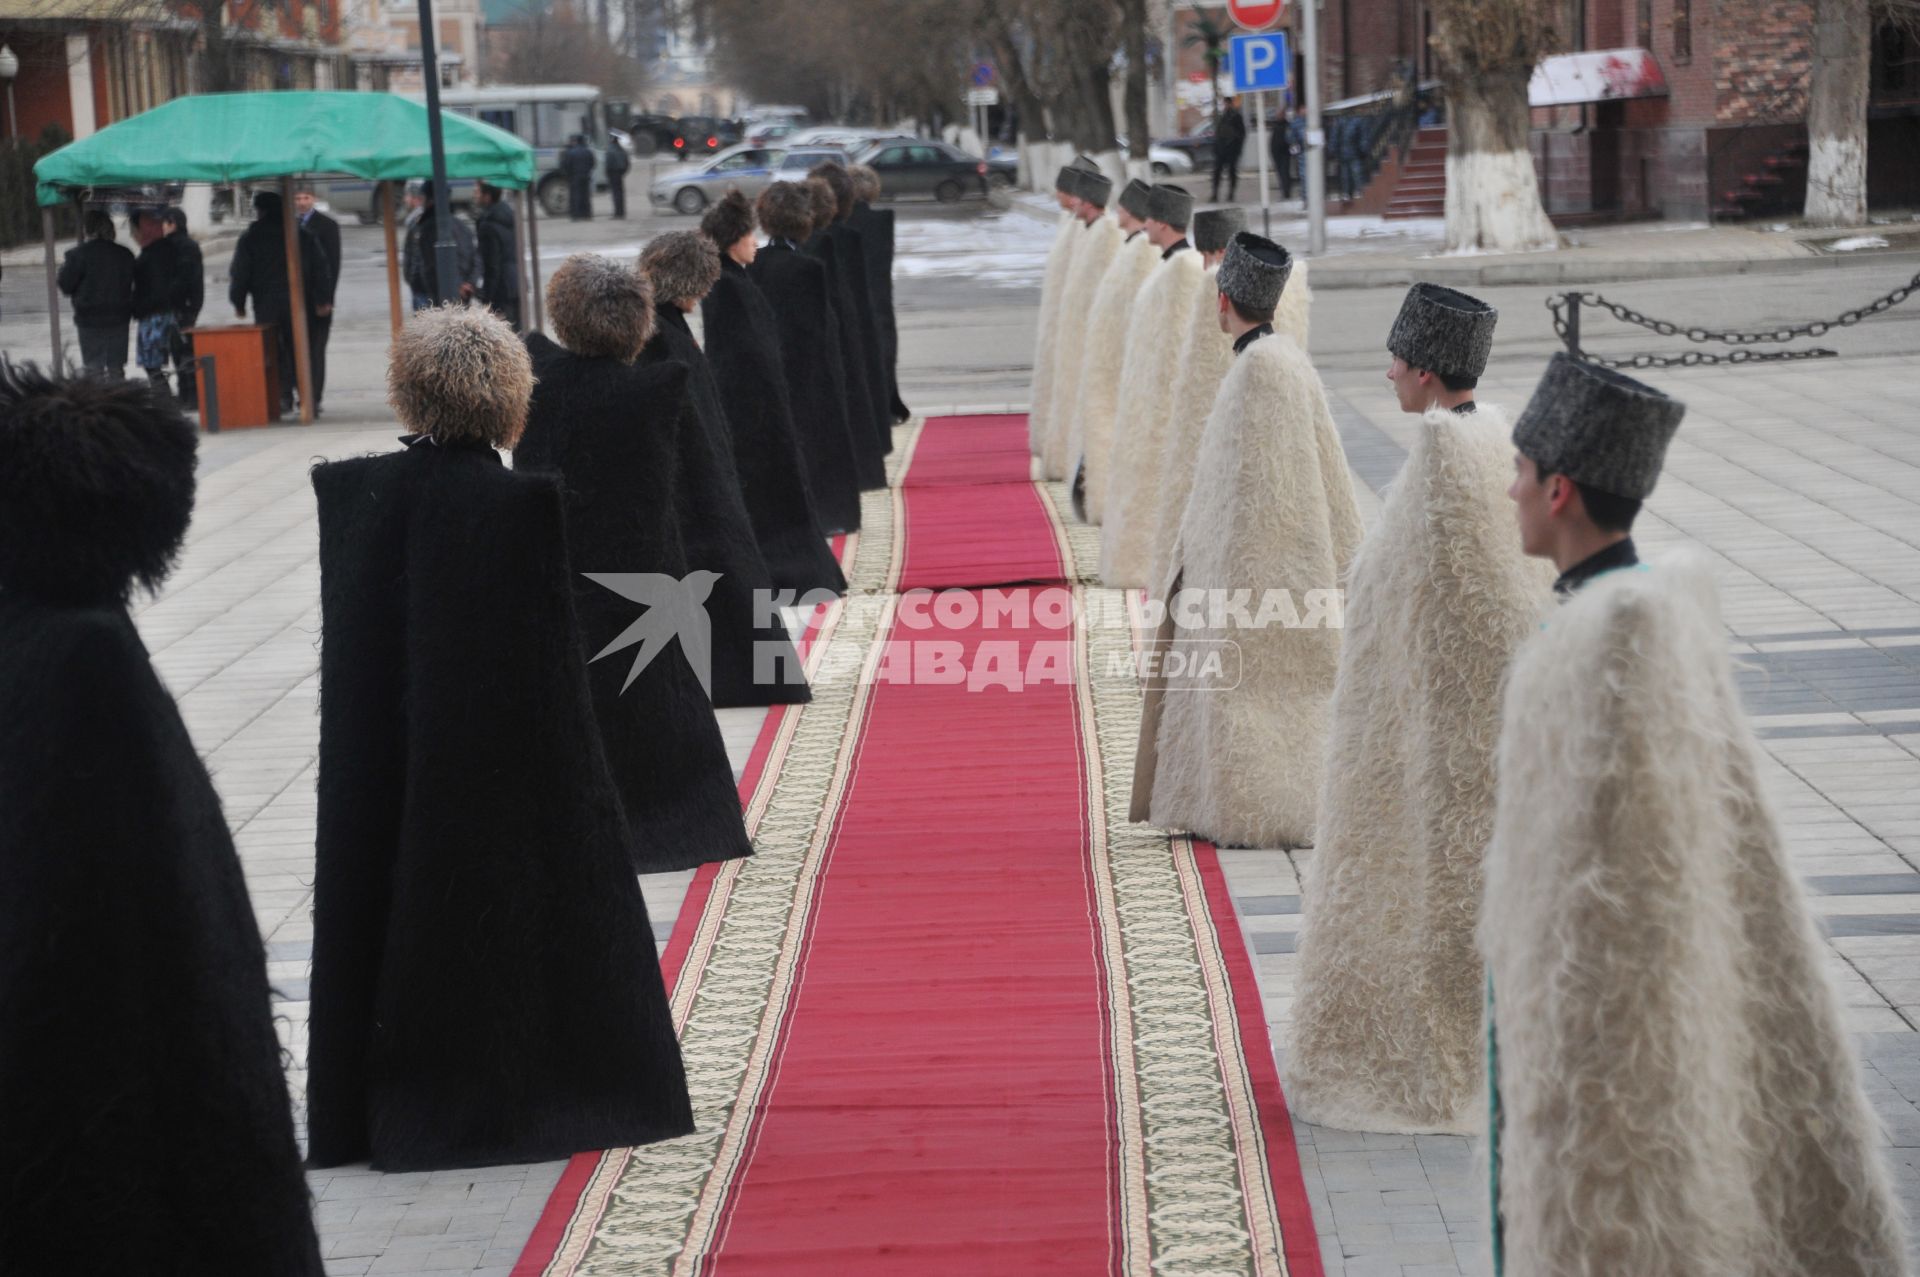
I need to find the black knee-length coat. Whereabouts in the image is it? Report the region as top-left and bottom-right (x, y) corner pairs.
(804, 233), (890, 491)
(748, 240), (873, 520)
(849, 199), (907, 422)
(1, 591), (324, 1273)
(701, 257), (850, 591)
(826, 219), (895, 457)
(636, 305), (811, 706)
(307, 439), (694, 1171)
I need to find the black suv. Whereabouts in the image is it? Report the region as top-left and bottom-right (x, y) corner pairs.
(672, 116), (740, 160)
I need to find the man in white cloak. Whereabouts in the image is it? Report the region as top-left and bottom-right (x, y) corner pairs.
(1143, 206), (1246, 592)
(1099, 184), (1205, 588)
(1285, 284), (1553, 1137)
(1026, 162), (1097, 460)
(1483, 353), (1907, 1277)
(1069, 178), (1158, 521)
(1130, 233), (1362, 849)
(1040, 171), (1120, 482)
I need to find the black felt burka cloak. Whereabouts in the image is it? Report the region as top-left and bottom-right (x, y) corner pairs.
(748, 241), (872, 521)
(804, 233), (890, 490)
(0, 603), (325, 1275)
(636, 304), (812, 706)
(824, 219), (894, 456)
(515, 333), (757, 864)
(849, 199), (909, 422)
(307, 440), (693, 1171)
(701, 258), (848, 593)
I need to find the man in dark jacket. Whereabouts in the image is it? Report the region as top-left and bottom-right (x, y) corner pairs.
(56, 210), (136, 377)
(561, 134), (596, 220)
(162, 208), (204, 405)
(402, 188), (477, 306)
(229, 191), (332, 414)
(294, 184), (342, 415)
(604, 134), (630, 218)
(1211, 97), (1249, 202)
(473, 182), (522, 330)
(132, 209), (184, 398)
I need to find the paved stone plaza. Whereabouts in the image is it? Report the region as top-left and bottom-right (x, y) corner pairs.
(4, 196), (1919, 1275)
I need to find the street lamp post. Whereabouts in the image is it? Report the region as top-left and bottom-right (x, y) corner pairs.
(0, 45), (20, 142)
(413, 0), (459, 304)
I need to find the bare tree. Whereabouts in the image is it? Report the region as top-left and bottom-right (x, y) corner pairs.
(1429, 0), (1558, 252)
(498, 0), (644, 96)
(1804, 0), (1874, 223)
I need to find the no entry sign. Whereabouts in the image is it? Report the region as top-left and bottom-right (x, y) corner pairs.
(1227, 0), (1285, 31)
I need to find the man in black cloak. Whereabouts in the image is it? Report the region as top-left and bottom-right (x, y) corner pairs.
(0, 363), (324, 1273)
(513, 256), (756, 869)
(698, 191), (850, 590)
(306, 307), (694, 1172)
(750, 181), (871, 528)
(808, 162), (894, 458)
(801, 176), (889, 491)
(637, 234), (812, 707)
(847, 163), (911, 425)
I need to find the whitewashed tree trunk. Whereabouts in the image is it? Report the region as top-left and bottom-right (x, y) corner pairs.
(1443, 70), (1557, 253)
(1804, 0), (1872, 225)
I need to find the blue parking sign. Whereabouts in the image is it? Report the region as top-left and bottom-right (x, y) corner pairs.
(1227, 32), (1291, 94)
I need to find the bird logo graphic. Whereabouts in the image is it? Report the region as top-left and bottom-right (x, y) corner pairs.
(584, 571), (722, 696)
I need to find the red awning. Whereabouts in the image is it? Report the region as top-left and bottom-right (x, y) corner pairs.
(1529, 49), (1669, 107)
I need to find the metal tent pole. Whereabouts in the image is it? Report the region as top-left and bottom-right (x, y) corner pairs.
(522, 187), (543, 334)
(42, 206), (63, 375)
(384, 180), (404, 338)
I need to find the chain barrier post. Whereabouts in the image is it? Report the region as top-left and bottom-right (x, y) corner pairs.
(1564, 291), (1582, 361)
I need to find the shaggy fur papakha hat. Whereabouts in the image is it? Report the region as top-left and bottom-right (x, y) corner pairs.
(1192, 206), (1247, 253)
(1512, 352), (1686, 500)
(641, 230), (722, 305)
(547, 252), (655, 362)
(802, 177), (838, 236)
(1387, 283), (1499, 381)
(0, 358), (196, 605)
(756, 179), (814, 243)
(808, 161), (855, 220)
(1079, 170), (1113, 209)
(700, 189), (755, 251)
(849, 164), (882, 203)
(1216, 231), (1293, 315)
(389, 304), (535, 449)
(1118, 178), (1153, 220)
(1145, 183), (1194, 230)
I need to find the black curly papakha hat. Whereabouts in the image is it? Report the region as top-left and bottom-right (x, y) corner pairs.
(1216, 231), (1293, 313)
(1387, 283), (1499, 381)
(1512, 352), (1686, 500)
(699, 190), (755, 251)
(0, 359), (197, 605)
(1145, 183), (1194, 231)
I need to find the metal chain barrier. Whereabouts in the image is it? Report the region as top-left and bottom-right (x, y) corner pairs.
(1547, 266), (1920, 369)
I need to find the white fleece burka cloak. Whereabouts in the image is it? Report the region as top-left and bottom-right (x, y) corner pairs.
(1284, 404), (1552, 1136)
(1042, 217), (1123, 480)
(1071, 232), (1158, 522)
(1483, 556), (1907, 1277)
(1130, 333), (1362, 848)
(1100, 248), (1206, 588)
(1026, 213), (1081, 459)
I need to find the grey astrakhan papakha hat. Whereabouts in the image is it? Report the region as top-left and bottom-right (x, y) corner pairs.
(1387, 283), (1499, 380)
(1216, 232), (1292, 313)
(1118, 178), (1153, 221)
(1054, 165), (1081, 196)
(1079, 170), (1113, 209)
(1512, 352), (1686, 500)
(1070, 153), (1102, 173)
(1191, 206), (1247, 253)
(1145, 183), (1194, 231)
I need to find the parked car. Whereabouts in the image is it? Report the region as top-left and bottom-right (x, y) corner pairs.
(746, 121), (798, 146)
(787, 125), (898, 150)
(1154, 119), (1216, 168)
(1115, 138), (1198, 175)
(671, 115), (740, 160)
(853, 139), (993, 202)
(622, 113), (680, 157)
(651, 144), (852, 215)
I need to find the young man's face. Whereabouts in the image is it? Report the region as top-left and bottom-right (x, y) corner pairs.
(1507, 452), (1559, 559)
(294, 192), (316, 216)
(1056, 188), (1075, 211)
(1386, 356), (1433, 413)
(1079, 201), (1103, 224)
(1116, 208), (1141, 234)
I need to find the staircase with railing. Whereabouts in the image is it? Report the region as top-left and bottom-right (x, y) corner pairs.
(1382, 126), (1447, 219)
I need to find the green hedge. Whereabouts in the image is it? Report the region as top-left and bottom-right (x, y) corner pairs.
(1, 126), (79, 250)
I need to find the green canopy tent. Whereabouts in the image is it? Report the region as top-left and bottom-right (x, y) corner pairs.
(33, 91), (543, 423)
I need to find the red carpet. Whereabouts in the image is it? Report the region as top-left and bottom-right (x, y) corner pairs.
(517, 414), (1323, 1277)
(897, 414), (1067, 590)
(900, 413), (1037, 487)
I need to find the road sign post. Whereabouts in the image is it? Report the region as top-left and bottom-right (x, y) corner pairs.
(1304, 0), (1325, 255)
(1229, 32), (1289, 241)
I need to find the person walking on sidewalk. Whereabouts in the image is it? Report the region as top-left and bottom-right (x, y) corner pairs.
(562, 134), (596, 220)
(294, 185), (341, 416)
(57, 211), (136, 378)
(1210, 96), (1248, 203)
(474, 182), (522, 330)
(604, 133), (630, 219)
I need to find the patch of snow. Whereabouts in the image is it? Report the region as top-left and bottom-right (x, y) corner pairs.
(1826, 235), (1890, 252)
(893, 211), (1059, 286)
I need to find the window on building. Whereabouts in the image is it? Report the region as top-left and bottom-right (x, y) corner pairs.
(1637, 0), (1653, 48)
(1673, 0), (1692, 63)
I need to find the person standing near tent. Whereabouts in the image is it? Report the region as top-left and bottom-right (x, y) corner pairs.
(294, 185), (341, 417)
(604, 133), (630, 219)
(1211, 96), (1248, 203)
(474, 182), (522, 330)
(56, 211), (136, 378)
(562, 134), (596, 220)
(230, 191), (331, 415)
(132, 209), (187, 401)
(403, 186), (477, 307)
